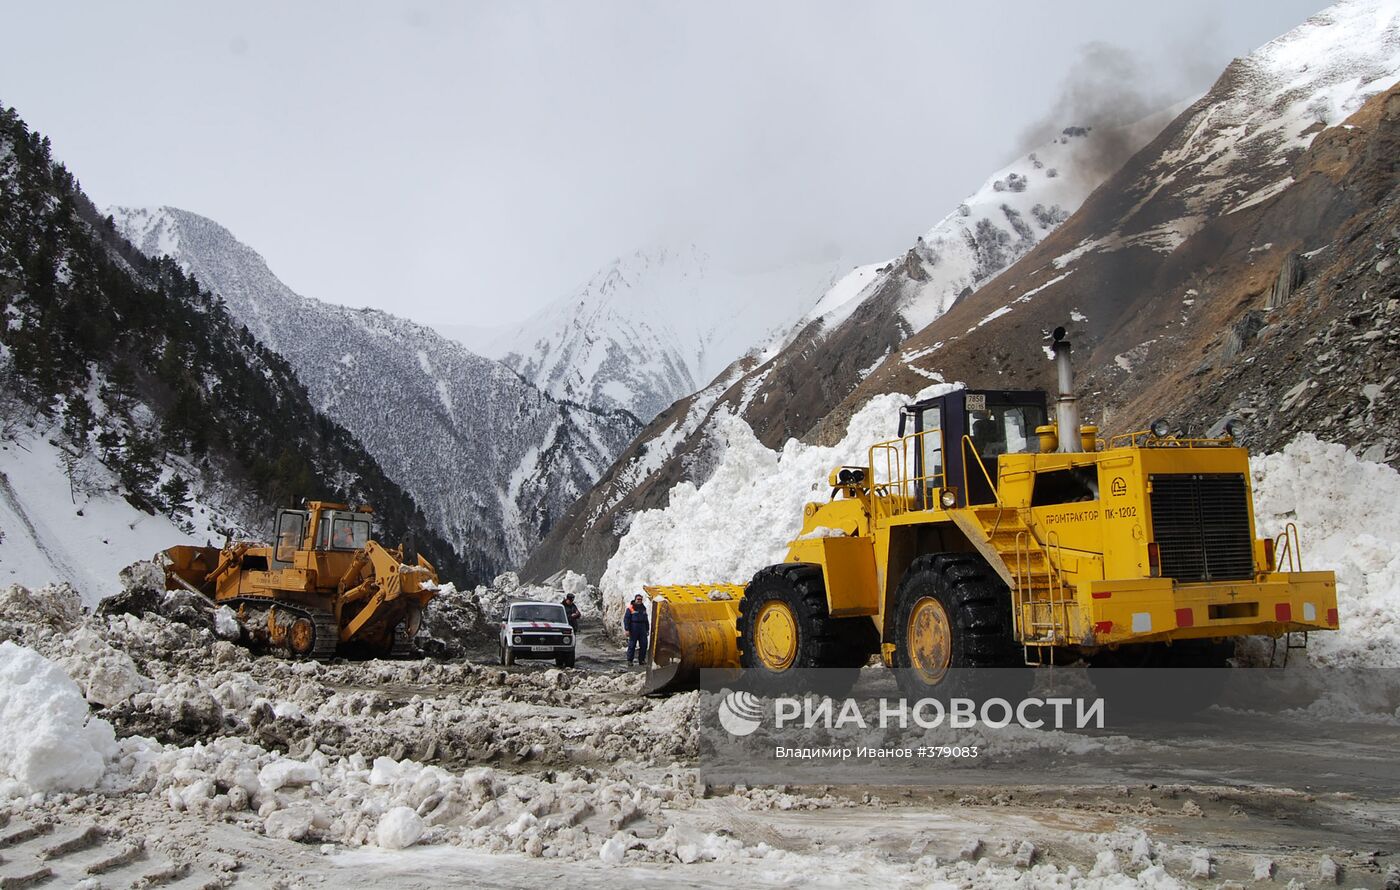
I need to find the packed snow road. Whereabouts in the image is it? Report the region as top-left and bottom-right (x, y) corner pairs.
(2, 577), (1398, 888)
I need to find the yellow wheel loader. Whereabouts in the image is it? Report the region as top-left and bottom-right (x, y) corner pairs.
(643, 329), (1338, 696)
(163, 501), (438, 659)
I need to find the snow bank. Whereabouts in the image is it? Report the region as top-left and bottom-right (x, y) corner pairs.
(600, 386), (956, 622)
(473, 571), (603, 621)
(1252, 434), (1400, 666)
(0, 641), (117, 797)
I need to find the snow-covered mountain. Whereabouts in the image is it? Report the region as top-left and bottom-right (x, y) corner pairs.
(109, 207), (641, 576)
(524, 112), (1170, 580)
(836, 0), (1400, 454)
(445, 246), (840, 422)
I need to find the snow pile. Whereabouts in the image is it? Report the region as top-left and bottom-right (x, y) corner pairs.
(415, 582), (484, 658)
(417, 571), (604, 658)
(472, 571), (603, 622)
(98, 559), (215, 632)
(57, 626), (151, 707)
(377, 806), (425, 849)
(0, 641), (117, 797)
(1252, 434), (1400, 666)
(0, 579), (84, 631)
(601, 386), (955, 621)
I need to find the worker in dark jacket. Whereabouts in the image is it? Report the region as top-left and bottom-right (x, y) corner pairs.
(561, 593), (581, 631)
(624, 594), (649, 667)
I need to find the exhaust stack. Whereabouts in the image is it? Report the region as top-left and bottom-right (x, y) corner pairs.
(1051, 326), (1081, 453)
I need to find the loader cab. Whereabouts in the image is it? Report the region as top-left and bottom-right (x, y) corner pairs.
(900, 389), (1048, 508)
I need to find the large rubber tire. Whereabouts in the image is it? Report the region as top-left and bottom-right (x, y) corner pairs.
(555, 651), (576, 668)
(890, 553), (1028, 701)
(504, 646), (516, 667)
(737, 564), (877, 695)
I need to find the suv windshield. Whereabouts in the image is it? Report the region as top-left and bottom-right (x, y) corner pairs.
(509, 603), (568, 623)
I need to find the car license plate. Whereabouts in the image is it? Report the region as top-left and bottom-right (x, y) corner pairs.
(530, 645), (553, 652)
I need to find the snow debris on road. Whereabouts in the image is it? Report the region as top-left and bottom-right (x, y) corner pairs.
(0, 426), (1397, 885)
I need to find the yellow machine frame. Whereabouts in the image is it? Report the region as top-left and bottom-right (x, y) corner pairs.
(642, 385), (1338, 691)
(165, 501), (438, 658)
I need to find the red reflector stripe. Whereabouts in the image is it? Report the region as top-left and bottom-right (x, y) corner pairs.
(1275, 603), (1292, 622)
(1093, 620), (1113, 634)
(1175, 607), (1194, 628)
(1327, 608), (1338, 626)
(1091, 591), (1112, 599)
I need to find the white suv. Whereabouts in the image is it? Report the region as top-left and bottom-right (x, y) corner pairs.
(498, 601), (576, 668)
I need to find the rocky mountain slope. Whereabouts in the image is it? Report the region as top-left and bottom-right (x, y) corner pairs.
(0, 105), (464, 598)
(109, 207), (640, 578)
(525, 112), (1170, 580)
(828, 0), (1400, 468)
(446, 246), (840, 423)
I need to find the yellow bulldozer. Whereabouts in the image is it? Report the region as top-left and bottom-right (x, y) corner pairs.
(163, 501), (438, 659)
(643, 329), (1338, 696)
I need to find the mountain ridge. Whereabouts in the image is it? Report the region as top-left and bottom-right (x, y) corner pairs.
(523, 109), (1172, 581)
(109, 206), (641, 577)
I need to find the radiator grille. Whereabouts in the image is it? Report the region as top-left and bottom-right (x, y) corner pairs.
(1149, 473), (1254, 582)
(516, 632), (568, 645)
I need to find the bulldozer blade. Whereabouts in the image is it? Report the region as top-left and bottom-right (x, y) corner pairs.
(641, 584), (746, 695)
(162, 545), (221, 597)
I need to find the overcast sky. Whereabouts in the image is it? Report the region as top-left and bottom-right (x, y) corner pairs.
(2, 1), (1329, 326)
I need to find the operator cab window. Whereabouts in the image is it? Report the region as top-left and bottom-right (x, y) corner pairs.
(274, 510), (307, 564)
(329, 516), (370, 550)
(968, 403), (1045, 460)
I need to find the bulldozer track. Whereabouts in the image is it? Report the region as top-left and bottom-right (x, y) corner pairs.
(0, 816), (228, 888)
(389, 633), (416, 659)
(229, 598), (340, 660)
(304, 608), (340, 660)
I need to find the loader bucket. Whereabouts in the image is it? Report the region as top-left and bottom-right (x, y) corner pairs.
(641, 584), (746, 695)
(162, 545), (222, 596)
